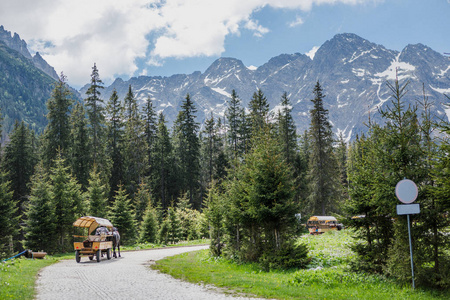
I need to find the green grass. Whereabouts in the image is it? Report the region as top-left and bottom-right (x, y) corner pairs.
(121, 238), (209, 251)
(0, 255), (68, 300)
(151, 231), (449, 300)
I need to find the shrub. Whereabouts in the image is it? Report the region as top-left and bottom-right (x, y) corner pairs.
(259, 242), (309, 271)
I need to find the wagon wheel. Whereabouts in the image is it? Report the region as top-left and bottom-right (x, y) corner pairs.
(107, 248), (111, 260)
(75, 250), (81, 263)
(96, 250), (101, 262)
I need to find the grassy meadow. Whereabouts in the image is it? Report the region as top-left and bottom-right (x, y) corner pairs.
(152, 230), (449, 300)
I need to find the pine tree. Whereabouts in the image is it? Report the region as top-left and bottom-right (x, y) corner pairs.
(201, 113), (218, 185)
(166, 206), (181, 244)
(3, 121), (36, 219)
(123, 86), (148, 198)
(106, 89), (124, 202)
(85, 63), (106, 167)
(276, 92), (298, 165)
(143, 97), (157, 179)
(69, 103), (90, 189)
(139, 205), (158, 243)
(203, 182), (226, 256)
(223, 129), (301, 265)
(49, 151), (84, 252)
(430, 117), (450, 288)
(85, 164), (108, 218)
(23, 163), (57, 254)
(173, 94), (200, 207)
(248, 89), (270, 134)
(335, 133), (349, 201)
(0, 170), (18, 258)
(41, 73), (74, 170)
(307, 81), (340, 215)
(226, 90), (243, 159)
(134, 182), (152, 225)
(153, 113), (174, 210)
(109, 185), (136, 245)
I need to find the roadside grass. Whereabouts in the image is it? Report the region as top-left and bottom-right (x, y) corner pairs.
(0, 256), (60, 299)
(151, 231), (449, 300)
(0, 239), (207, 300)
(121, 238), (209, 251)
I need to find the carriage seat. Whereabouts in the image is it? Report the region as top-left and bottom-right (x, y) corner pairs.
(88, 235), (101, 242)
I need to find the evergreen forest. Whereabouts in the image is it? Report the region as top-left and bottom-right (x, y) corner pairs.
(0, 64), (449, 289)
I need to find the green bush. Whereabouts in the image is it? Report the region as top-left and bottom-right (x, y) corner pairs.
(259, 242), (309, 271)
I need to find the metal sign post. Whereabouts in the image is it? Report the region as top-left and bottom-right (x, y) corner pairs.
(395, 179), (419, 290)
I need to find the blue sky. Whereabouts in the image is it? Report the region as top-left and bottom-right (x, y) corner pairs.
(1, 0), (449, 88)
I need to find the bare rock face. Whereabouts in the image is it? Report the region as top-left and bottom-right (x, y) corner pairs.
(0, 25), (58, 80)
(32, 52), (59, 80)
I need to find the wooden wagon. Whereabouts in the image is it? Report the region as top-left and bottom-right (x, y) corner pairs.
(73, 216), (113, 263)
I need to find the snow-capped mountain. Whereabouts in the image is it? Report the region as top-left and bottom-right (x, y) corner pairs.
(88, 33), (450, 141)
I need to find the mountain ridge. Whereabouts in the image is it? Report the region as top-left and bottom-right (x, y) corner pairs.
(91, 33), (449, 140)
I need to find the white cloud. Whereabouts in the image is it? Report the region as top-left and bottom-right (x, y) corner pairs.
(0, 0), (377, 86)
(289, 16), (304, 27)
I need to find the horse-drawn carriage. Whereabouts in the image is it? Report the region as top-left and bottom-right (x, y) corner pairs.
(73, 216), (119, 263)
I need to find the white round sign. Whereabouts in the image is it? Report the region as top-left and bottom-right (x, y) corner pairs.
(395, 179), (418, 204)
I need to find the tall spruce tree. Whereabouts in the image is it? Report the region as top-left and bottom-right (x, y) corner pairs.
(226, 89), (243, 159)
(143, 97), (157, 180)
(222, 129), (303, 266)
(85, 164), (108, 218)
(0, 170), (18, 258)
(85, 63), (106, 167)
(248, 89), (270, 135)
(134, 182), (152, 225)
(153, 113), (173, 210)
(123, 86), (148, 198)
(3, 121), (36, 219)
(276, 92), (298, 165)
(49, 152), (84, 252)
(23, 163), (57, 254)
(106, 89), (124, 202)
(69, 103), (90, 190)
(41, 72), (74, 170)
(109, 185), (136, 245)
(173, 94), (200, 207)
(307, 81), (340, 215)
(201, 113), (220, 185)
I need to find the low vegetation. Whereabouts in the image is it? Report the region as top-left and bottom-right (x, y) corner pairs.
(152, 231), (450, 300)
(0, 254), (71, 299)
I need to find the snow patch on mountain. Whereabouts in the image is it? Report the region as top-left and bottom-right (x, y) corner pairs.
(306, 46), (319, 60)
(375, 54), (416, 81)
(211, 87), (231, 98)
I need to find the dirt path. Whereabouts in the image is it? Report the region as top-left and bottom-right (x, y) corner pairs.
(36, 245), (259, 300)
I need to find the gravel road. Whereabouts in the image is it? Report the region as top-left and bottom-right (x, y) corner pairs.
(35, 245), (261, 300)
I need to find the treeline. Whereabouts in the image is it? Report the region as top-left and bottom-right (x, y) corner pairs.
(0, 64), (449, 288)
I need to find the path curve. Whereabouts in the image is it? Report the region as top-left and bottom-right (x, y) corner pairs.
(36, 245), (260, 300)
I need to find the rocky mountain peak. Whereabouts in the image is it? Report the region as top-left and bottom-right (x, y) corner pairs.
(32, 52), (59, 80)
(0, 25), (32, 59)
(0, 25), (61, 80)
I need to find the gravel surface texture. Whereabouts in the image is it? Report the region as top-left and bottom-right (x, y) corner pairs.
(36, 245), (261, 300)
